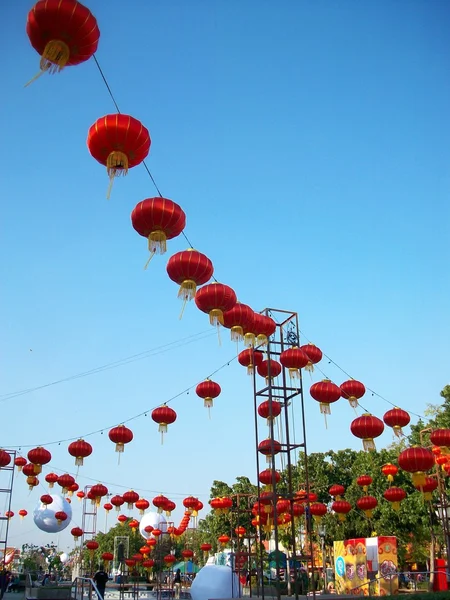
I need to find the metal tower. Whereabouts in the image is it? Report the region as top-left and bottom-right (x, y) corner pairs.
(0, 450), (16, 571)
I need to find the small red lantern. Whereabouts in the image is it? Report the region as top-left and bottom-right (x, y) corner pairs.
(257, 359), (282, 382)
(332, 500), (352, 521)
(152, 528), (162, 538)
(258, 439), (282, 463)
(26, 0), (99, 83)
(183, 496), (198, 513)
(430, 429), (450, 453)
(45, 472), (58, 488)
(132, 198), (186, 264)
(88, 114), (151, 198)
(238, 349), (264, 375)
(398, 446), (434, 487)
(22, 463), (36, 477)
(200, 543), (212, 555)
(55, 511), (68, 525)
(86, 540), (99, 559)
(258, 400), (282, 424)
(68, 483), (79, 497)
(164, 554), (176, 567)
(436, 455), (449, 469)
(0, 450), (11, 468)
(356, 475), (373, 492)
(111, 495), (124, 511)
(71, 526), (83, 540)
(381, 463), (398, 482)
(414, 475), (438, 501)
(68, 439), (92, 467)
(109, 425), (133, 455)
(259, 469), (280, 490)
(196, 379), (221, 410)
(151, 405), (177, 443)
(76, 491), (85, 501)
(253, 314), (277, 347)
(310, 502), (328, 521)
(57, 474), (75, 493)
(118, 514), (128, 525)
(125, 559), (136, 569)
(356, 496), (378, 518)
(340, 379), (366, 409)
(18, 509), (28, 520)
(222, 303), (254, 343)
(135, 498), (150, 515)
(218, 535), (230, 546)
(14, 456), (27, 472)
(350, 413), (385, 451)
(102, 552), (114, 568)
(27, 446), (51, 474)
(181, 549), (194, 561)
(123, 490), (140, 509)
(143, 559), (155, 571)
(90, 483), (108, 506)
(299, 344), (322, 372)
(195, 282), (237, 328)
(383, 408), (411, 438)
(40, 494), (53, 506)
(129, 519), (140, 532)
(383, 487), (406, 511)
(310, 380), (341, 415)
(329, 484), (345, 500)
(235, 526), (246, 538)
(103, 503), (113, 513)
(165, 500), (176, 516)
(279, 347), (309, 379)
(166, 249), (214, 313)
(153, 495), (168, 514)
(5, 511), (14, 520)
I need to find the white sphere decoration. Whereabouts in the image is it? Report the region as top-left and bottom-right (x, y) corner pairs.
(33, 494), (72, 533)
(191, 565), (239, 600)
(139, 511), (167, 540)
(59, 553), (69, 564)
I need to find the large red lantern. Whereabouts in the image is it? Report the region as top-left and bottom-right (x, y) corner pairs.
(0, 450), (11, 468)
(310, 380), (341, 415)
(383, 408), (411, 438)
(57, 474), (75, 493)
(87, 114), (151, 198)
(332, 500), (352, 521)
(22, 463), (36, 477)
(40, 494), (53, 507)
(151, 405), (177, 443)
(258, 439), (282, 463)
(222, 303), (254, 343)
(398, 446), (434, 487)
(414, 476), (438, 501)
(350, 413), (384, 451)
(356, 496), (378, 518)
(430, 429), (450, 453)
(55, 511), (68, 525)
(68, 439), (92, 467)
(26, 0), (100, 84)
(166, 249), (213, 311)
(329, 484), (345, 500)
(195, 283), (237, 327)
(381, 463), (398, 483)
(238, 349), (264, 375)
(257, 359), (282, 382)
(153, 495), (168, 514)
(71, 527), (83, 540)
(109, 425), (133, 454)
(383, 487), (406, 511)
(259, 469), (280, 490)
(356, 475), (373, 492)
(253, 314), (277, 347)
(45, 472), (58, 488)
(181, 549), (194, 561)
(258, 400), (282, 424)
(111, 495), (124, 511)
(135, 498), (150, 515)
(309, 503), (328, 521)
(340, 379), (366, 409)
(299, 343), (322, 372)
(14, 456), (27, 472)
(91, 483), (108, 506)
(123, 490), (140, 510)
(132, 198), (186, 264)
(279, 347), (309, 379)
(28, 446), (51, 474)
(196, 379), (221, 410)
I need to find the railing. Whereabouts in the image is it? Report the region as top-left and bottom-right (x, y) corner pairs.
(71, 578), (102, 600)
(348, 570), (437, 597)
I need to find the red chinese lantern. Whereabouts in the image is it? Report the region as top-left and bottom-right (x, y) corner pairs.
(90, 483), (108, 506)
(143, 559), (155, 571)
(444, 463), (450, 477)
(238, 349), (264, 375)
(57, 474), (75, 493)
(68, 439), (92, 467)
(102, 552), (114, 568)
(253, 314), (277, 347)
(332, 500), (352, 521)
(123, 490), (139, 510)
(279, 347), (309, 379)
(350, 414), (385, 451)
(310, 380), (341, 415)
(356, 496), (378, 518)
(18, 509), (28, 520)
(356, 475), (373, 492)
(71, 527), (83, 540)
(221, 497), (233, 513)
(222, 303), (254, 343)
(292, 503), (305, 518)
(196, 379), (221, 410)
(165, 500), (176, 516)
(310, 503), (328, 521)
(0, 450), (11, 468)
(166, 249), (214, 313)
(383, 408), (411, 437)
(235, 526), (246, 538)
(68, 483), (79, 497)
(200, 543), (212, 555)
(257, 359), (282, 382)
(164, 554), (176, 567)
(129, 519), (140, 532)
(14, 456), (27, 472)
(86, 540), (99, 559)
(432, 446), (442, 456)
(430, 429), (450, 453)
(109, 425), (133, 457)
(181, 549), (194, 561)
(329, 484), (345, 500)
(436, 455), (449, 469)
(383, 487), (406, 511)
(28, 446), (51, 474)
(88, 113), (151, 197)
(299, 344), (322, 372)
(132, 198), (186, 264)
(398, 446), (434, 487)
(153, 495), (168, 514)
(195, 282), (238, 332)
(76, 491), (85, 501)
(218, 535), (230, 546)
(183, 496), (198, 513)
(414, 476), (438, 501)
(45, 472), (58, 488)
(40, 494), (53, 506)
(381, 463), (398, 483)
(55, 511), (67, 525)
(140, 545), (151, 557)
(135, 498), (150, 515)
(125, 559), (136, 569)
(151, 405), (177, 443)
(118, 514), (128, 525)
(5, 511), (14, 520)
(103, 503), (113, 513)
(259, 469), (280, 490)
(258, 439), (282, 463)
(111, 495), (124, 511)
(257, 400), (282, 424)
(22, 463), (36, 477)
(340, 379), (366, 409)
(151, 528), (162, 538)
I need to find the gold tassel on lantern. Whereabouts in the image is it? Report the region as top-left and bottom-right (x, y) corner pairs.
(244, 332), (256, 347)
(25, 40), (70, 86)
(178, 279), (197, 301)
(144, 231), (167, 269)
(106, 151), (129, 199)
(209, 309), (224, 326)
(412, 472), (426, 487)
(363, 438), (376, 452)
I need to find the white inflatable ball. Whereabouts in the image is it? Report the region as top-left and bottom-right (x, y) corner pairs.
(33, 494), (72, 534)
(191, 565), (239, 600)
(59, 553), (69, 564)
(139, 511), (167, 540)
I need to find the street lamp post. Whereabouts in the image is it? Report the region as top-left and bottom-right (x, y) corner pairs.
(317, 524), (327, 594)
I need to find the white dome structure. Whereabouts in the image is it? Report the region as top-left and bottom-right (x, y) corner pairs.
(139, 511), (167, 540)
(33, 494), (72, 533)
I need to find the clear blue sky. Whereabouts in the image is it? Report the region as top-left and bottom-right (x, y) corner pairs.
(1, 0), (449, 550)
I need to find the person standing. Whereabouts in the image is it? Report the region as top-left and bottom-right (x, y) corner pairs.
(93, 567), (109, 600)
(173, 569), (182, 599)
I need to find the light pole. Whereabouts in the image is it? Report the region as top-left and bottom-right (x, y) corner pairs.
(434, 500), (450, 581)
(317, 524), (327, 594)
